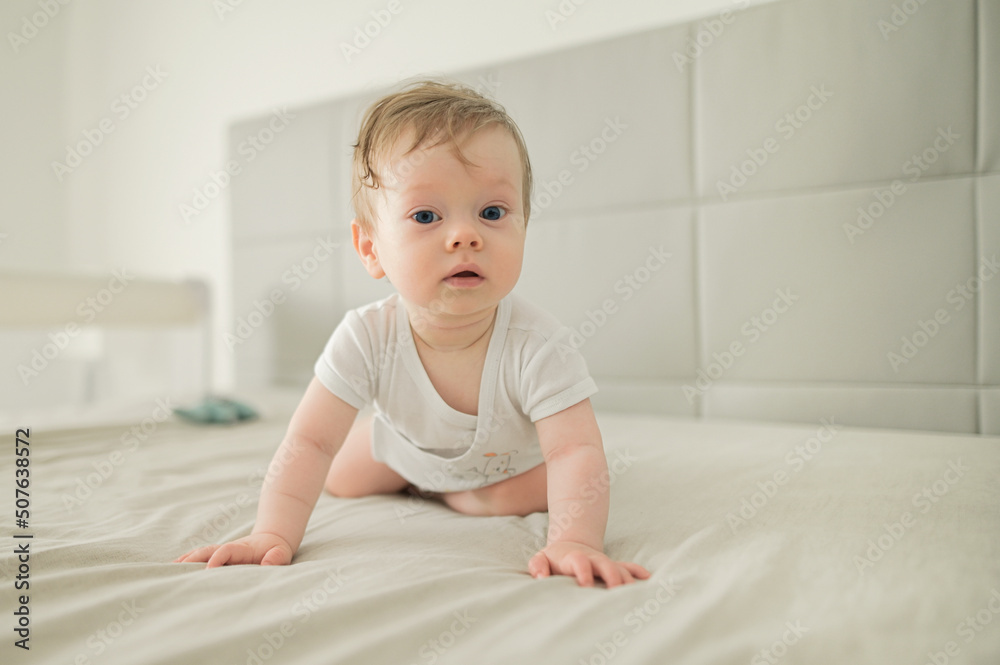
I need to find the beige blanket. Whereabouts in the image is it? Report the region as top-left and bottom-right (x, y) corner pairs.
(2, 407), (998, 664)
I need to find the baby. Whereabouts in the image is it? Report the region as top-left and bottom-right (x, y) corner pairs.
(175, 79), (649, 588)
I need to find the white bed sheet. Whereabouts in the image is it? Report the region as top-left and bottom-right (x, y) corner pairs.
(2, 405), (998, 664)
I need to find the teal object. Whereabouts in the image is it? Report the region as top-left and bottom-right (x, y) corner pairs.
(169, 282), (259, 425)
(174, 396), (258, 425)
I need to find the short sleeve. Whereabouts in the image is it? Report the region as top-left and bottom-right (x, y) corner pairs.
(519, 326), (598, 422)
(313, 310), (376, 410)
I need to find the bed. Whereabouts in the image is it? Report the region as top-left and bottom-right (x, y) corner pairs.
(5, 0), (998, 659)
(3, 398), (998, 664)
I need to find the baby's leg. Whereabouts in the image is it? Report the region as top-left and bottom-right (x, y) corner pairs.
(324, 414), (411, 497)
(441, 463), (547, 517)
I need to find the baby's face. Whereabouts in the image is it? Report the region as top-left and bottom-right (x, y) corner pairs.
(360, 125), (526, 323)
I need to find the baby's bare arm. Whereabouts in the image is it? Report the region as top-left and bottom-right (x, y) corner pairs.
(529, 399), (650, 587)
(175, 378), (358, 567)
(253, 378), (358, 550)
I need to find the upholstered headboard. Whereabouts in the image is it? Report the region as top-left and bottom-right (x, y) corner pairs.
(228, 0), (999, 435)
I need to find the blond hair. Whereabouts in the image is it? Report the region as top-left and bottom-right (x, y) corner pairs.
(351, 79), (533, 234)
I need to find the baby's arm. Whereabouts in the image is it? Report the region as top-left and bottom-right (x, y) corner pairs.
(174, 378), (358, 567)
(528, 399), (650, 587)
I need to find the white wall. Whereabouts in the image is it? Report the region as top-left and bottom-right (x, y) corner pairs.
(32, 0), (775, 392)
(1, 0), (71, 270)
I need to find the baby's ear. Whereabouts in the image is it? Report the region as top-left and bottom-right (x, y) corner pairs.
(352, 219), (385, 279)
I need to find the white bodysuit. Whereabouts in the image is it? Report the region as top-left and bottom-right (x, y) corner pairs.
(313, 293), (597, 492)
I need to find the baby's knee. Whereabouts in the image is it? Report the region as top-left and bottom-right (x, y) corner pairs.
(325, 482), (362, 498)
(324, 462), (367, 498)
(481, 468), (547, 517)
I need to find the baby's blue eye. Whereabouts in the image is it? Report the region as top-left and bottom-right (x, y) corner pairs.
(481, 206), (505, 221)
(413, 210), (440, 224)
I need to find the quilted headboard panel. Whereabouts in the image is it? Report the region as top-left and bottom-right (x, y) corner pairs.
(230, 0), (1000, 434)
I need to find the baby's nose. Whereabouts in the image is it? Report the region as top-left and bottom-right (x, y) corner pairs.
(448, 220), (482, 249)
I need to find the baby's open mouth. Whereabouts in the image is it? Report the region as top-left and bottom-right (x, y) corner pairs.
(445, 268), (484, 287)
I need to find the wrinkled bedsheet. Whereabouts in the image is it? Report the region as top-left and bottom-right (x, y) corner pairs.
(2, 408), (998, 664)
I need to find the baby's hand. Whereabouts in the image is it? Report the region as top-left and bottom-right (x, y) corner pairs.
(173, 532), (292, 568)
(528, 542), (650, 588)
